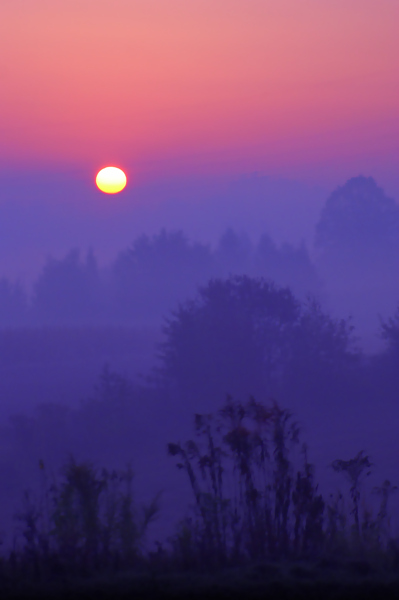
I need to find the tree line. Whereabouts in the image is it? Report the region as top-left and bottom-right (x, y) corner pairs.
(0, 230), (319, 327)
(1, 391), (398, 584)
(2, 175), (399, 328)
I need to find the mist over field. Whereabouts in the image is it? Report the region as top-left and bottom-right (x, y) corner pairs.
(1, 2), (399, 592)
(0, 174), (399, 568)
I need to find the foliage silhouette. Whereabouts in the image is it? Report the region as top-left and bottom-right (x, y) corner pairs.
(159, 275), (300, 401)
(167, 396), (322, 567)
(254, 235), (320, 297)
(215, 228), (252, 275)
(31, 249), (102, 325)
(167, 397), (398, 572)
(0, 385), (396, 593)
(111, 229), (214, 324)
(0, 278), (28, 327)
(315, 176), (399, 268)
(0, 227), (322, 328)
(159, 275), (358, 405)
(331, 451), (372, 539)
(381, 305), (399, 356)
(13, 457), (161, 578)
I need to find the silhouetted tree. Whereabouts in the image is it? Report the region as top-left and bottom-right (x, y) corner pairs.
(292, 444), (325, 558)
(253, 233), (277, 272)
(168, 396), (326, 564)
(381, 304), (399, 356)
(0, 278), (29, 326)
(372, 480), (398, 545)
(331, 451), (372, 540)
(111, 229), (215, 324)
(281, 297), (359, 402)
(215, 229), (320, 298)
(159, 275), (301, 403)
(159, 276), (358, 408)
(14, 457), (160, 575)
(376, 305), (399, 388)
(215, 228), (252, 275)
(315, 176), (399, 269)
(254, 237), (320, 297)
(31, 249), (102, 325)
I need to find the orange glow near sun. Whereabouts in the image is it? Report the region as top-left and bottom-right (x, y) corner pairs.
(96, 166), (127, 194)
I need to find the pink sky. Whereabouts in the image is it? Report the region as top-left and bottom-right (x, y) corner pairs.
(1, 0), (398, 187)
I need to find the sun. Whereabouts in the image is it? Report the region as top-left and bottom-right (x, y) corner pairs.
(96, 166), (127, 194)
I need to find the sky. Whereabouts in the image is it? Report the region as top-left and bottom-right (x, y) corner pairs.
(1, 0), (398, 277)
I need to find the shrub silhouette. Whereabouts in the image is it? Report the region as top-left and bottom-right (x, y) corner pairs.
(168, 397), (399, 572)
(159, 276), (301, 402)
(331, 450), (372, 541)
(167, 396), (328, 568)
(315, 176), (399, 267)
(31, 249), (102, 325)
(292, 444), (325, 557)
(159, 275), (358, 409)
(1, 394), (397, 590)
(13, 457), (161, 578)
(111, 229), (214, 324)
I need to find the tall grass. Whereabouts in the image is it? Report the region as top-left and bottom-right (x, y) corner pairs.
(0, 395), (398, 588)
(9, 457), (161, 581)
(167, 396), (399, 572)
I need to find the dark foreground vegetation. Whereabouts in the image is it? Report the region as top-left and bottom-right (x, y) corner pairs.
(1, 271), (399, 597)
(0, 395), (398, 598)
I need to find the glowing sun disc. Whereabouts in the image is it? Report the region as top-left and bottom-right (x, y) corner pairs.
(96, 166), (127, 194)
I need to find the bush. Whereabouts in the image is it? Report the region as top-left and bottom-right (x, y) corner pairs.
(167, 396), (325, 568)
(13, 457), (161, 579)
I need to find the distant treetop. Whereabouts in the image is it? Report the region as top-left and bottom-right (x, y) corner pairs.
(314, 176), (399, 266)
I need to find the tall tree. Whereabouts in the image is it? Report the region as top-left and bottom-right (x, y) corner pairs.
(215, 228), (253, 275)
(315, 176), (399, 269)
(111, 229), (214, 324)
(159, 275), (300, 404)
(32, 249), (102, 325)
(158, 275), (358, 409)
(0, 278), (29, 326)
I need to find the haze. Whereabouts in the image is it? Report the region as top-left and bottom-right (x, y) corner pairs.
(0, 0), (398, 572)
